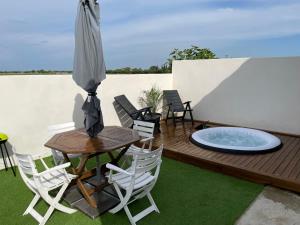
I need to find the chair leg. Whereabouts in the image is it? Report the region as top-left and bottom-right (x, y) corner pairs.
(172, 111), (176, 126)
(190, 110), (194, 125)
(120, 193), (159, 225)
(3, 143), (16, 176)
(40, 183), (77, 214)
(38, 185), (76, 225)
(0, 144), (8, 171)
(182, 110), (187, 124)
(130, 192), (159, 224)
(147, 192), (160, 213)
(41, 185), (76, 225)
(109, 183), (128, 214)
(187, 103), (194, 125)
(124, 205), (136, 225)
(23, 193), (40, 216)
(155, 120), (161, 133)
(165, 107), (170, 125)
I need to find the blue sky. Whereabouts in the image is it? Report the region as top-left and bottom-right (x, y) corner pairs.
(1, 0), (300, 70)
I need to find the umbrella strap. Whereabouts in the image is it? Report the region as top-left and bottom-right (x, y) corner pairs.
(81, 0), (98, 6)
(88, 92), (97, 96)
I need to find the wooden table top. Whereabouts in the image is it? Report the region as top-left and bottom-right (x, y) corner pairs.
(45, 126), (140, 154)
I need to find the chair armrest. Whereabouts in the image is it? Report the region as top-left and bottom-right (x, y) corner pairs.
(106, 163), (133, 176)
(32, 152), (50, 169)
(37, 162), (71, 177)
(139, 106), (152, 113)
(183, 101), (191, 105)
(130, 111), (143, 119)
(140, 137), (154, 143)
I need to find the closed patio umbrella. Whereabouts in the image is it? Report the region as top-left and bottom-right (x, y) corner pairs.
(73, 0), (106, 137)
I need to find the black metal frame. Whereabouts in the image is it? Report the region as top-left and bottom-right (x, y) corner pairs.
(165, 101), (194, 126)
(129, 106), (154, 121)
(0, 139), (16, 176)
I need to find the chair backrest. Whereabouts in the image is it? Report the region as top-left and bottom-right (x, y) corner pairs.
(48, 122), (75, 165)
(113, 101), (134, 128)
(133, 145), (163, 176)
(114, 95), (138, 116)
(133, 120), (155, 139)
(163, 90), (185, 112)
(48, 122), (75, 135)
(14, 151), (39, 193)
(14, 152), (38, 176)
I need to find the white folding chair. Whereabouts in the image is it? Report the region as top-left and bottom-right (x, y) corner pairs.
(48, 122), (81, 165)
(120, 120), (155, 168)
(126, 120), (155, 155)
(14, 151), (77, 225)
(106, 145), (163, 225)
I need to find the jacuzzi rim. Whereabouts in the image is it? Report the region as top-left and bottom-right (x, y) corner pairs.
(190, 127), (282, 154)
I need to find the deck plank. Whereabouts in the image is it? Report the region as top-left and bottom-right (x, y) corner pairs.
(154, 121), (300, 193)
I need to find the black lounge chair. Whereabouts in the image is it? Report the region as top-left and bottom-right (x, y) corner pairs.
(114, 95), (161, 132)
(163, 90), (194, 126)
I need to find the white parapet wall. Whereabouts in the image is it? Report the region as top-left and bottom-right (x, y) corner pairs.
(1, 56), (300, 170)
(0, 74), (172, 165)
(173, 57), (300, 135)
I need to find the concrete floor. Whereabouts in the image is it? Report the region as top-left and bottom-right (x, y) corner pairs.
(236, 186), (300, 225)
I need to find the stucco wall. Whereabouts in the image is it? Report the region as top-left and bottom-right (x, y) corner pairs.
(173, 57), (300, 135)
(0, 74), (172, 165)
(1, 56), (300, 169)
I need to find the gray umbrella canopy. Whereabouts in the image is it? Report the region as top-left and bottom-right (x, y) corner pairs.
(73, 0), (106, 137)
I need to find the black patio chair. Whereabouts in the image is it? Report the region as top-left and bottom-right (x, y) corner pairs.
(114, 95), (161, 132)
(163, 90), (194, 126)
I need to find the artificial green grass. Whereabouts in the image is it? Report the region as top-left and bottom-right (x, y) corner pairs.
(0, 156), (263, 225)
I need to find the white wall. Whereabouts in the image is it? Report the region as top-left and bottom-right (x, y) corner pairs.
(1, 56), (299, 169)
(173, 57), (300, 135)
(0, 74), (172, 166)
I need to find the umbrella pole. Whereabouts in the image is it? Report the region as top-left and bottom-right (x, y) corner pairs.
(95, 155), (101, 183)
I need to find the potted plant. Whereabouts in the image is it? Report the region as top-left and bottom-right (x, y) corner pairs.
(138, 85), (163, 113)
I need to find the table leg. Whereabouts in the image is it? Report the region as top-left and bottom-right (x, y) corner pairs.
(110, 145), (130, 165)
(101, 146), (131, 174)
(0, 144), (8, 171)
(76, 155), (98, 208)
(77, 179), (97, 208)
(3, 143), (16, 176)
(95, 155), (101, 182)
(73, 148), (131, 209)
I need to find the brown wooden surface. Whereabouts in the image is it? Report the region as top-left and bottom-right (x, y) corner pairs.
(45, 126), (140, 154)
(154, 121), (300, 193)
(45, 126), (140, 208)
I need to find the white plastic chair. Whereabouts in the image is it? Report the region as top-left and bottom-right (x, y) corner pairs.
(126, 120), (155, 155)
(106, 144), (163, 225)
(48, 122), (81, 165)
(14, 151), (77, 225)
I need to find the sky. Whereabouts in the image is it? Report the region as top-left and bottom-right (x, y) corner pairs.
(0, 0), (300, 71)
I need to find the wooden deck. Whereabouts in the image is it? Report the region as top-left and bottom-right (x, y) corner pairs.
(154, 121), (300, 193)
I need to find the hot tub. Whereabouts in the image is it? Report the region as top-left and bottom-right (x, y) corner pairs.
(190, 127), (282, 154)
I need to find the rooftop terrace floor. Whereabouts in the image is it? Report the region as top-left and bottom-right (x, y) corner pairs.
(154, 121), (300, 193)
